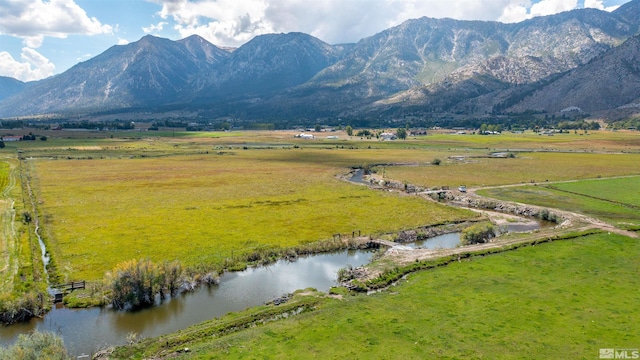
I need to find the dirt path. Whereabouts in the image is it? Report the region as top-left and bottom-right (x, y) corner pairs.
(467, 179), (638, 239)
(341, 170), (638, 284)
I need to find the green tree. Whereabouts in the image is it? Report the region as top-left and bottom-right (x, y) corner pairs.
(396, 127), (407, 140)
(345, 125), (353, 136)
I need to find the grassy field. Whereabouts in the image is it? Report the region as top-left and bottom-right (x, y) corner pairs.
(478, 177), (640, 230)
(420, 130), (640, 152)
(1, 127), (639, 347)
(116, 232), (640, 359)
(381, 152), (640, 188)
(548, 177), (640, 206)
(32, 149), (476, 280)
(0, 158), (50, 321)
(9, 129), (639, 282)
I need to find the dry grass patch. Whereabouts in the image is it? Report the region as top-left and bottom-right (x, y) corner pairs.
(382, 152), (640, 188)
(33, 150), (475, 280)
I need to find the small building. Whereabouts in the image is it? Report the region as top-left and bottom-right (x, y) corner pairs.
(561, 106), (582, 113)
(295, 133), (315, 139)
(380, 132), (397, 141)
(2, 136), (21, 142)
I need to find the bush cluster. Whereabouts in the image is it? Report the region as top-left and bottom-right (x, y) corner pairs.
(108, 259), (183, 310)
(0, 331), (68, 360)
(461, 222), (496, 245)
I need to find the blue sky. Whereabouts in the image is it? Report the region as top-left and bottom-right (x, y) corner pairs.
(0, 0), (631, 82)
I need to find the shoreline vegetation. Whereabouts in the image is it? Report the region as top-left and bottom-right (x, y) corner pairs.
(0, 129), (638, 357)
(109, 230), (638, 360)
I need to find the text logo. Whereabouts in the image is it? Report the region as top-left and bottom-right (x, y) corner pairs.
(600, 349), (640, 359)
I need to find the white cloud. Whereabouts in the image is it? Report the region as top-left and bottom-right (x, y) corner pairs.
(142, 21), (168, 34)
(0, 0), (113, 47)
(584, 0), (619, 11)
(148, 0), (528, 46)
(499, 0), (580, 22)
(148, 0), (622, 47)
(117, 38), (130, 45)
(0, 47), (55, 81)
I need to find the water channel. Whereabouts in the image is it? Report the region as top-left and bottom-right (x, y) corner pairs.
(1, 169), (551, 356)
(0, 250), (373, 356)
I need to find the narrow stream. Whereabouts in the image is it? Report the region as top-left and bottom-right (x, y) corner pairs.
(0, 249), (373, 356)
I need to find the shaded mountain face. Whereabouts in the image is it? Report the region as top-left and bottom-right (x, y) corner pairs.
(284, 6), (638, 116)
(505, 34), (640, 113)
(0, 35), (230, 115)
(0, 77), (26, 102)
(192, 32), (346, 100)
(613, 0), (640, 32)
(0, 0), (639, 121)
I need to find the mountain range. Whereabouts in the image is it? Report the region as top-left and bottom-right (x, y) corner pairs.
(1, 0), (639, 125)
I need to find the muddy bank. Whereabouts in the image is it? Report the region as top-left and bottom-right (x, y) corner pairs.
(394, 222), (473, 244)
(445, 192), (563, 223)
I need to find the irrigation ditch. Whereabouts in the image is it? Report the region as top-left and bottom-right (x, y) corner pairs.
(1, 163), (628, 357)
(335, 166), (632, 292)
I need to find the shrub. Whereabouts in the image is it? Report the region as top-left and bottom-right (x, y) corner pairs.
(0, 331), (68, 360)
(539, 209), (559, 223)
(336, 265), (354, 282)
(461, 223), (496, 245)
(108, 259), (183, 310)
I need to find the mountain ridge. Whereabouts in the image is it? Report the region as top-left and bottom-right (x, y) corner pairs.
(1, 1), (639, 123)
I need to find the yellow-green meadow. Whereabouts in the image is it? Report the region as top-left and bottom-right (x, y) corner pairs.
(33, 149), (474, 280)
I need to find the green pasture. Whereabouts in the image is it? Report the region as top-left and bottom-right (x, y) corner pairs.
(380, 152), (640, 188)
(0, 158), (49, 317)
(17, 131), (640, 282)
(478, 177), (640, 229)
(117, 233), (640, 359)
(549, 176), (640, 207)
(32, 149), (476, 280)
(422, 130), (640, 152)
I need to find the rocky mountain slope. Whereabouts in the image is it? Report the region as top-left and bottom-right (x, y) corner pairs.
(506, 34), (640, 113)
(0, 35), (230, 115)
(0, 77), (26, 102)
(0, 0), (638, 121)
(293, 5), (639, 117)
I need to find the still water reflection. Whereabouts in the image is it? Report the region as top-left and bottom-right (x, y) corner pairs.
(0, 249), (373, 356)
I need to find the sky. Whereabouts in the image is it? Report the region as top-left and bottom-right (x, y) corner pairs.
(0, 0), (630, 82)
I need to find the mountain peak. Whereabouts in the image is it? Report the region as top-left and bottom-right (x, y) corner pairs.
(1, 6), (639, 120)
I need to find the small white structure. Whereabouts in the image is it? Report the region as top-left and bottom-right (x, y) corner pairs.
(561, 106), (582, 113)
(295, 133), (315, 139)
(380, 132), (397, 141)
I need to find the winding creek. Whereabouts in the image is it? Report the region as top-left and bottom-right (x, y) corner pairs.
(1, 167), (549, 357)
(1, 250), (375, 356)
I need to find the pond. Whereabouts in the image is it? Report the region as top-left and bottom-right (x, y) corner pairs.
(0, 249), (373, 357)
(402, 232), (461, 249)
